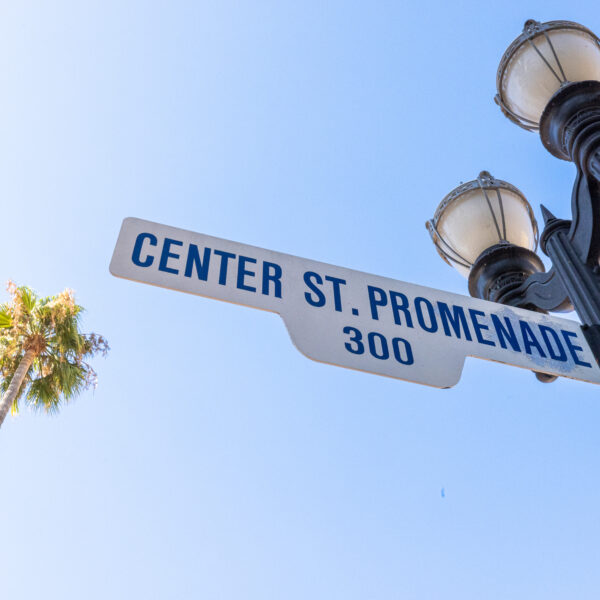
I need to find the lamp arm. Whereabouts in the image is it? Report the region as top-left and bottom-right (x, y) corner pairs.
(500, 172), (600, 382)
(501, 166), (600, 365)
(500, 266), (572, 312)
(501, 168), (600, 316)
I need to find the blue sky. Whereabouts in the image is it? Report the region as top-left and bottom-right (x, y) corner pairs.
(2, 1), (600, 598)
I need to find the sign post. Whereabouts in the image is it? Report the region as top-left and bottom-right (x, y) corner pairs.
(110, 217), (600, 388)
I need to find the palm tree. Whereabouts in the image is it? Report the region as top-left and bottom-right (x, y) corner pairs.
(0, 282), (108, 427)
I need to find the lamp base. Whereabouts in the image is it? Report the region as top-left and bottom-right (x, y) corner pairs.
(468, 243), (545, 304)
(539, 80), (600, 176)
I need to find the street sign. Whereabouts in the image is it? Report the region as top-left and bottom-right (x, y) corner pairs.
(110, 217), (600, 388)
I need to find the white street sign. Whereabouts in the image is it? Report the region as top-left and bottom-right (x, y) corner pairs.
(110, 217), (600, 388)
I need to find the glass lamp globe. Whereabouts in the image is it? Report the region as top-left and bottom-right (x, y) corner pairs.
(426, 171), (539, 278)
(496, 19), (600, 130)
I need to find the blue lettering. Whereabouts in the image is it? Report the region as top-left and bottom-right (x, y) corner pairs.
(390, 292), (413, 328)
(132, 233), (157, 267)
(158, 238), (183, 274)
(262, 262), (282, 298)
(184, 245), (211, 280)
(561, 330), (592, 367)
(469, 309), (495, 346)
(213, 250), (236, 285)
(368, 332), (389, 360)
(368, 286), (387, 320)
(304, 272), (326, 307)
(415, 297), (437, 333)
(519, 321), (546, 357)
(392, 337), (414, 365)
(237, 255), (257, 292)
(438, 302), (472, 340)
(490, 315), (520, 351)
(539, 325), (567, 362)
(325, 276), (346, 312)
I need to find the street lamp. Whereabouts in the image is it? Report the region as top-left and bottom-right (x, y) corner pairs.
(427, 171), (540, 299)
(428, 18), (600, 377)
(495, 19), (600, 131)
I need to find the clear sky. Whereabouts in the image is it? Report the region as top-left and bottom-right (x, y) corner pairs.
(2, 1), (600, 598)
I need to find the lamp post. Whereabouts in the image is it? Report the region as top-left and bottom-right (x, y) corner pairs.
(427, 19), (600, 380)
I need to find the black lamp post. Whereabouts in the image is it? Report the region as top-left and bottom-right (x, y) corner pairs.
(427, 19), (600, 380)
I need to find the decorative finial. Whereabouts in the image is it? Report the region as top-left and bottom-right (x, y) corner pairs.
(523, 19), (542, 35)
(477, 171), (495, 187)
(540, 204), (558, 224)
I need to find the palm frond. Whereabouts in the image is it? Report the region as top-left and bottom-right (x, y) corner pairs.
(19, 287), (37, 314)
(52, 360), (86, 398)
(0, 305), (12, 329)
(26, 376), (61, 413)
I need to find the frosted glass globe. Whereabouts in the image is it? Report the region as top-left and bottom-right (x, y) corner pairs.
(428, 174), (538, 278)
(497, 21), (600, 129)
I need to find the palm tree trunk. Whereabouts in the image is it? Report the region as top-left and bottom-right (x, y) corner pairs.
(0, 349), (36, 427)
